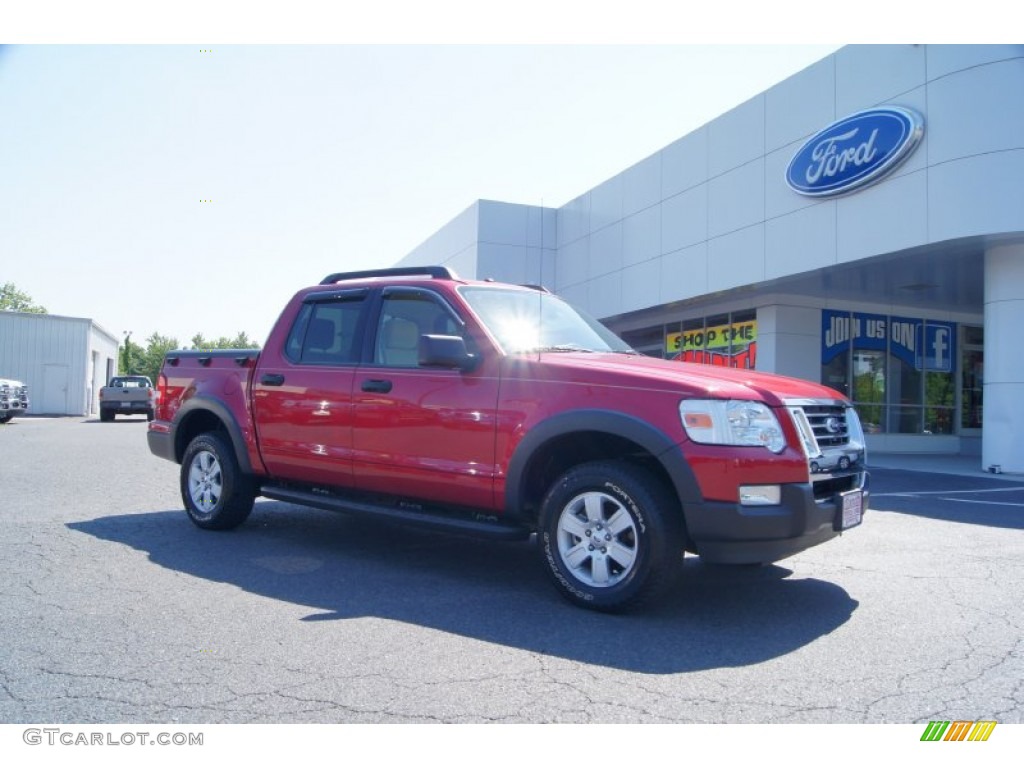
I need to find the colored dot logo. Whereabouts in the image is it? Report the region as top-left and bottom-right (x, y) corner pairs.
(200, 49), (213, 53)
(200, 199), (213, 203)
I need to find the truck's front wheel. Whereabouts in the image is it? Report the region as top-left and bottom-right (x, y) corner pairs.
(180, 432), (255, 530)
(538, 460), (683, 612)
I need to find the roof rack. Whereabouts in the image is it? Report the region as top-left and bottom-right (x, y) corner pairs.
(319, 266), (458, 285)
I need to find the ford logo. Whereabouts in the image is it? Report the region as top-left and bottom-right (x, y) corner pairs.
(785, 107), (924, 197)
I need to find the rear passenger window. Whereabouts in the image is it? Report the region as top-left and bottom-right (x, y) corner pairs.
(285, 296), (365, 365)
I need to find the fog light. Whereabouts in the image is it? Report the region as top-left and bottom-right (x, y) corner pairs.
(739, 485), (782, 506)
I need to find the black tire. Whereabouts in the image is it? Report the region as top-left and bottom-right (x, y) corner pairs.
(99, 409), (114, 422)
(146, 408), (155, 422)
(0, 414), (12, 424)
(538, 460), (684, 612)
(180, 432), (255, 530)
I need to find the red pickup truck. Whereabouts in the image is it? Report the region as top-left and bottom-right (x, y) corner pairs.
(148, 267), (868, 611)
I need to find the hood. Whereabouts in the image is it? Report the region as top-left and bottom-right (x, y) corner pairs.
(526, 352), (848, 407)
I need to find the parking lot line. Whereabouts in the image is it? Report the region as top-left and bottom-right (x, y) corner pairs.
(939, 498), (1024, 507)
(872, 486), (1024, 497)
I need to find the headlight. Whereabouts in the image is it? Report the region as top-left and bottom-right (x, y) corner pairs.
(680, 399), (787, 453)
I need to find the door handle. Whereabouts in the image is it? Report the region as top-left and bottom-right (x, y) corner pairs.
(260, 373), (286, 386)
(361, 379), (393, 393)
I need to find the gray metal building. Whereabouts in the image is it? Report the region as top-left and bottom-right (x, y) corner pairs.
(0, 312), (119, 417)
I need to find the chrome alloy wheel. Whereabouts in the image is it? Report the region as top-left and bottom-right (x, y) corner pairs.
(188, 449), (223, 514)
(555, 491), (639, 588)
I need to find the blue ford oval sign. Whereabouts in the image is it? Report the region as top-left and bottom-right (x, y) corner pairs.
(785, 107), (924, 197)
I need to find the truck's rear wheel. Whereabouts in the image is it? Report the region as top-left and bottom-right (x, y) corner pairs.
(538, 460), (683, 612)
(180, 432), (255, 530)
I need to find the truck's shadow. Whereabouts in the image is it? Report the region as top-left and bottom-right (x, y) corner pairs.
(69, 502), (857, 674)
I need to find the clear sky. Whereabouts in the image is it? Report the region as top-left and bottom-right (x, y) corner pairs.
(1, 43), (845, 347)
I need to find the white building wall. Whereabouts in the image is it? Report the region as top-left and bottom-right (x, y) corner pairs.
(476, 201), (556, 287)
(88, 324), (119, 416)
(397, 45), (1023, 320)
(756, 305), (821, 383)
(983, 243), (1024, 472)
(399, 200), (556, 288)
(553, 44), (1024, 319)
(397, 201), (481, 278)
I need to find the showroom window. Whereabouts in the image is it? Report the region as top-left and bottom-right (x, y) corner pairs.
(620, 325), (667, 359)
(666, 310), (757, 368)
(617, 310), (758, 367)
(822, 310), (957, 435)
(960, 326), (983, 430)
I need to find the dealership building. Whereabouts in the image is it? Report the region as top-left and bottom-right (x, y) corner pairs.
(397, 44), (1024, 471)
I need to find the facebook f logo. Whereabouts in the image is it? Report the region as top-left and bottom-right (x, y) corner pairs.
(926, 324), (954, 372)
(933, 328), (948, 366)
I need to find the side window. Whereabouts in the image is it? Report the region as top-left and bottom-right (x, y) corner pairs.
(285, 297), (366, 365)
(374, 292), (464, 367)
(284, 303), (313, 362)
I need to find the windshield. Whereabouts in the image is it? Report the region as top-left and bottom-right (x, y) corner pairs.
(459, 286), (633, 354)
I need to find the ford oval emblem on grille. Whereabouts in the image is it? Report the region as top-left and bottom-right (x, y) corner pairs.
(825, 416), (842, 434)
(785, 106), (924, 197)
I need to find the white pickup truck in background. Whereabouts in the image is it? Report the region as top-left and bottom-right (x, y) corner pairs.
(0, 377), (29, 424)
(99, 375), (155, 422)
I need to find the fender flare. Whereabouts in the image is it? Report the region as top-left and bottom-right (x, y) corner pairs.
(504, 409), (703, 514)
(171, 396), (256, 476)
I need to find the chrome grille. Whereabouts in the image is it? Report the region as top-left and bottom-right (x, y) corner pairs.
(801, 404), (849, 448)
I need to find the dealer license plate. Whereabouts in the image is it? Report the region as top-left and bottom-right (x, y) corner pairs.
(122, 401), (134, 408)
(838, 490), (863, 530)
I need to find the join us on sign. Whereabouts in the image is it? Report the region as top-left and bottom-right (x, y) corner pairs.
(821, 310), (956, 373)
(824, 314), (917, 350)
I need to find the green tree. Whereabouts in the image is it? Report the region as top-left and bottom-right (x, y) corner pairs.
(138, 333), (181, 384)
(120, 334), (145, 375)
(0, 282), (47, 313)
(117, 331), (260, 383)
(188, 332), (260, 351)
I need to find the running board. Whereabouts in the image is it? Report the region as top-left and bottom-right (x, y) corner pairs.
(259, 485), (531, 541)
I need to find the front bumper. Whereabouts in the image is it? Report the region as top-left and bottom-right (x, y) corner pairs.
(0, 396), (28, 417)
(686, 470), (869, 564)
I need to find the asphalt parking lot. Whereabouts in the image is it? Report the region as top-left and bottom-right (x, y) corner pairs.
(1, 416), (1022, 724)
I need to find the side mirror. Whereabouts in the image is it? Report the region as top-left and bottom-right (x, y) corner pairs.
(419, 334), (478, 372)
